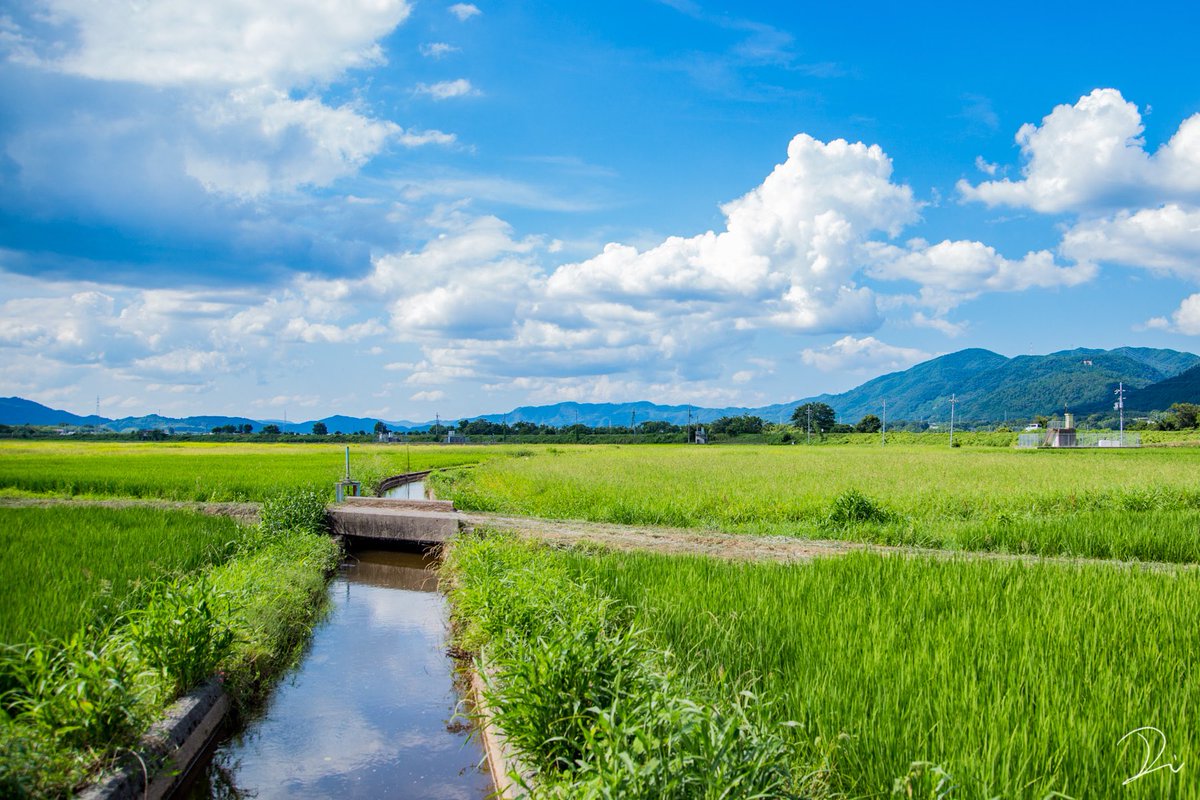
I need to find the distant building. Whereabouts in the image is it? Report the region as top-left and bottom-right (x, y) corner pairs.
(1045, 413), (1077, 448)
(446, 431), (467, 444)
(694, 426), (707, 445)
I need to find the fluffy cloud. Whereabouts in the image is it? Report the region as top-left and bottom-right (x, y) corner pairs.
(0, 0), (443, 283)
(867, 238), (1095, 313)
(415, 78), (478, 99)
(39, 0), (413, 88)
(548, 133), (918, 333)
(799, 336), (930, 374)
(1061, 204), (1200, 280)
(185, 89), (418, 196)
(959, 88), (1200, 213)
(1146, 294), (1200, 336)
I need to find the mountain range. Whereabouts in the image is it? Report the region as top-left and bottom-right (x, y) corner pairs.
(5, 346), (1200, 433)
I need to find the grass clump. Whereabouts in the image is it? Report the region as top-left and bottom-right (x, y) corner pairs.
(825, 489), (894, 527)
(443, 532), (802, 798)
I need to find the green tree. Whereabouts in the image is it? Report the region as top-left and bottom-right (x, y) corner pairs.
(855, 414), (882, 433)
(1169, 402), (1200, 429)
(373, 421), (389, 435)
(261, 424), (281, 435)
(790, 402), (836, 433)
(311, 421), (328, 436)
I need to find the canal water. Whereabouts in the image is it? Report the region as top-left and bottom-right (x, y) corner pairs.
(184, 549), (491, 799)
(383, 478), (426, 500)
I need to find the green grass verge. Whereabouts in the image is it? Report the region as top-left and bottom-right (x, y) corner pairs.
(0, 495), (341, 798)
(562, 547), (1200, 799)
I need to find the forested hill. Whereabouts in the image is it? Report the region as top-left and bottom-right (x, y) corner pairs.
(799, 347), (1200, 423)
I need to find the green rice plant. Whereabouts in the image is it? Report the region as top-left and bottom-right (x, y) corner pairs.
(563, 548), (1200, 799)
(0, 506), (243, 644)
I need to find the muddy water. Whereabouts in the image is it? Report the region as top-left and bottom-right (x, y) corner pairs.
(184, 549), (491, 799)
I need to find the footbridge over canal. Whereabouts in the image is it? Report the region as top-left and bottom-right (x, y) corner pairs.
(327, 474), (466, 544)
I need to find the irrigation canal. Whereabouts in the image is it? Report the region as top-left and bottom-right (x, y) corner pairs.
(182, 547), (492, 799)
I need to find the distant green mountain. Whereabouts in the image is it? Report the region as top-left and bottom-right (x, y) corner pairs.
(799, 347), (1200, 423)
(1077, 363), (1200, 415)
(5, 346), (1198, 433)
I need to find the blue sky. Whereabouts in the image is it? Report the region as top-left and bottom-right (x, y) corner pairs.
(3, 1), (1200, 421)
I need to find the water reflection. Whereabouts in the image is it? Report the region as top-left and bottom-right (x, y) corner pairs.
(383, 480), (426, 500)
(186, 549), (490, 799)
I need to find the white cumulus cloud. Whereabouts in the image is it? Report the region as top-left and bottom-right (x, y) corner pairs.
(959, 88), (1200, 213)
(41, 0), (413, 88)
(799, 336), (931, 374)
(1145, 294), (1200, 336)
(1061, 203), (1200, 280)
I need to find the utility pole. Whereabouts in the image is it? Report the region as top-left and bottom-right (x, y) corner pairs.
(687, 406), (693, 443)
(806, 406), (811, 445)
(1115, 382), (1126, 445)
(949, 394), (957, 447)
(882, 400), (887, 446)
(631, 411), (636, 438)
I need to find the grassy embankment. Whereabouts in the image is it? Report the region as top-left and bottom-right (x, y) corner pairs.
(446, 533), (1200, 799)
(436, 444), (1200, 563)
(0, 496), (340, 798)
(0, 440), (502, 501)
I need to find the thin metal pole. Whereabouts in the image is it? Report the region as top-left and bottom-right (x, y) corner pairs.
(950, 394), (956, 447)
(882, 400), (887, 446)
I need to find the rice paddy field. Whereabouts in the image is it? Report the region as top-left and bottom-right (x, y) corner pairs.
(0, 440), (499, 501)
(0, 506), (243, 643)
(558, 547), (1200, 798)
(436, 444), (1200, 563)
(432, 440), (1200, 798)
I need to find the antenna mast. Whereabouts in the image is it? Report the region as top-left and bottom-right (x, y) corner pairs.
(1115, 382), (1125, 445)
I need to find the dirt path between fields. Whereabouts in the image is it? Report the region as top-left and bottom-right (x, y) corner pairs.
(462, 511), (1197, 573)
